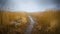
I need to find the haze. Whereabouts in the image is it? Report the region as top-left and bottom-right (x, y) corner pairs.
(0, 0), (60, 12)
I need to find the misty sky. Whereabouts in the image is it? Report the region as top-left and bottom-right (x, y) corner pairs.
(0, 0), (60, 12)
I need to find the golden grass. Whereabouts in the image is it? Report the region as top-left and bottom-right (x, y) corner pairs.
(0, 10), (60, 34)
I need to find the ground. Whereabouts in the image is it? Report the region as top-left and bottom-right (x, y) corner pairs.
(0, 10), (60, 34)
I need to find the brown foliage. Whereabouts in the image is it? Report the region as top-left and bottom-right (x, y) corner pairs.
(31, 10), (60, 34)
(0, 10), (60, 34)
(0, 11), (29, 34)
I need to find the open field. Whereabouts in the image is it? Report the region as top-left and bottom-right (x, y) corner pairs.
(0, 10), (60, 34)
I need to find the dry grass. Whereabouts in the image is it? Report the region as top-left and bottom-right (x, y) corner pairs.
(0, 10), (60, 34)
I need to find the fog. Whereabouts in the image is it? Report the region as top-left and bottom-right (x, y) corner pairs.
(0, 0), (60, 12)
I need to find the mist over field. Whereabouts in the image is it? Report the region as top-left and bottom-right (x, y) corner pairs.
(0, 0), (60, 12)
(0, 0), (60, 34)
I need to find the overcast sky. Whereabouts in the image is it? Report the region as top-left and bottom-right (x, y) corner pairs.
(0, 0), (60, 12)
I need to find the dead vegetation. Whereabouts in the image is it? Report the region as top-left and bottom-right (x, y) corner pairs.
(0, 10), (60, 34)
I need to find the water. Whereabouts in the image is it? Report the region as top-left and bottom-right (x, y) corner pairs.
(25, 16), (35, 34)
